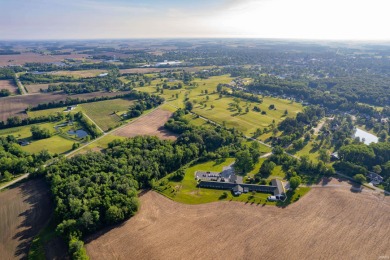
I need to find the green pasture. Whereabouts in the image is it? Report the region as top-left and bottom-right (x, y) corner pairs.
(80, 98), (134, 131)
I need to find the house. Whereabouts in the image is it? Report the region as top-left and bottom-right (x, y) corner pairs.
(18, 141), (30, 146)
(367, 172), (384, 185)
(65, 105), (77, 112)
(331, 152), (339, 161)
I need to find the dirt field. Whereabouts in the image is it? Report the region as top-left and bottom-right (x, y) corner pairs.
(0, 80), (18, 94)
(0, 91), (132, 122)
(0, 52), (88, 66)
(115, 108), (177, 140)
(0, 179), (52, 259)
(24, 83), (52, 94)
(86, 180), (390, 260)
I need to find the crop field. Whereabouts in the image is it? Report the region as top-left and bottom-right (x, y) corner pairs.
(24, 83), (50, 94)
(80, 98), (135, 131)
(23, 83), (66, 94)
(0, 52), (88, 66)
(0, 179), (52, 260)
(86, 181), (390, 260)
(0, 91), (132, 122)
(115, 108), (177, 140)
(49, 69), (108, 78)
(0, 79), (18, 94)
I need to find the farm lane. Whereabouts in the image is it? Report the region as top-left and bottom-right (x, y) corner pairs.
(0, 173), (29, 191)
(82, 111), (105, 134)
(15, 73), (27, 95)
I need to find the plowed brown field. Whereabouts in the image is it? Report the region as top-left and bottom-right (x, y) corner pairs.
(0, 179), (52, 259)
(0, 80), (18, 94)
(115, 108), (177, 140)
(86, 181), (390, 260)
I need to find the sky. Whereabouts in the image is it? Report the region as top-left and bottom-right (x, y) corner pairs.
(0, 0), (390, 40)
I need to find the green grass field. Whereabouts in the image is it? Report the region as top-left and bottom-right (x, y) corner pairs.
(22, 135), (75, 154)
(0, 122), (57, 139)
(80, 98), (135, 131)
(27, 106), (82, 118)
(75, 133), (126, 154)
(136, 75), (302, 139)
(0, 121), (87, 155)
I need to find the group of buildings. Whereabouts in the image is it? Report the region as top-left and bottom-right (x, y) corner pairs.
(195, 165), (286, 197)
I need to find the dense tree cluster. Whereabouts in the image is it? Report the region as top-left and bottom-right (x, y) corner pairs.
(0, 89), (11, 97)
(30, 125), (52, 140)
(335, 142), (390, 191)
(275, 105), (325, 146)
(126, 94), (164, 119)
(0, 112), (65, 130)
(0, 136), (49, 181)
(74, 112), (102, 138)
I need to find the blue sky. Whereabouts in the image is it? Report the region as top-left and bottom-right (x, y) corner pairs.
(1, 0), (389, 40)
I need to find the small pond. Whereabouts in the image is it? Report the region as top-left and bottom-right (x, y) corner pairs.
(353, 128), (378, 145)
(68, 129), (88, 138)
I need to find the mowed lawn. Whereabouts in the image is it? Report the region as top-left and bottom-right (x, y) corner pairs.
(80, 98), (134, 131)
(22, 135), (75, 154)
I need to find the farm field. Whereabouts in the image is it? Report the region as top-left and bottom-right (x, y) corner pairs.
(24, 83), (50, 94)
(49, 69), (108, 78)
(0, 179), (52, 260)
(0, 79), (18, 94)
(0, 91), (132, 122)
(115, 108), (177, 140)
(23, 83), (67, 94)
(85, 182), (390, 260)
(0, 52), (88, 66)
(80, 98), (134, 131)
